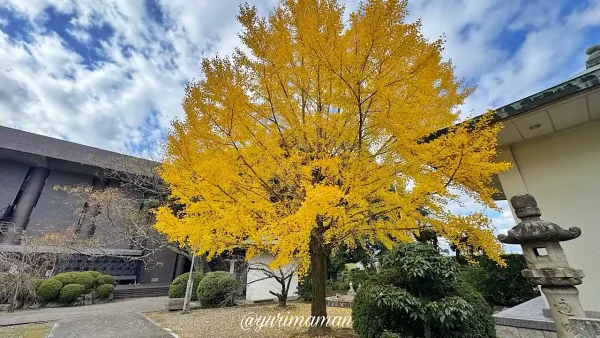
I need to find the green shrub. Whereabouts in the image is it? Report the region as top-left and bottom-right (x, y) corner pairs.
(94, 274), (116, 287)
(442, 280), (496, 338)
(296, 274), (312, 301)
(460, 265), (485, 294)
(36, 278), (63, 302)
(475, 254), (540, 307)
(53, 272), (78, 286)
(96, 284), (115, 299)
(32, 278), (45, 290)
(52, 271), (101, 292)
(168, 272), (204, 301)
(72, 273), (95, 291)
(58, 284), (85, 304)
(86, 271), (102, 278)
(196, 271), (238, 308)
(352, 243), (495, 338)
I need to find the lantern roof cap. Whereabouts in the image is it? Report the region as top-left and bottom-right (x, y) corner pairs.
(498, 193), (581, 244)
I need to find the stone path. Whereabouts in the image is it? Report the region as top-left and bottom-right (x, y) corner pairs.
(0, 297), (174, 338)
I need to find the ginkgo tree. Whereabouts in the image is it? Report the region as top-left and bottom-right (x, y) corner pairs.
(155, 0), (510, 334)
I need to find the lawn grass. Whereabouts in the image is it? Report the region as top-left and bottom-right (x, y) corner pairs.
(0, 322), (54, 338)
(147, 302), (357, 338)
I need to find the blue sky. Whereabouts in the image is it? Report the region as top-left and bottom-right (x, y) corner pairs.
(1, 0), (599, 251)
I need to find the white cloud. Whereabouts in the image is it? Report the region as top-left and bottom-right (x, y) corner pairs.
(408, 0), (600, 118)
(0, 0), (277, 153)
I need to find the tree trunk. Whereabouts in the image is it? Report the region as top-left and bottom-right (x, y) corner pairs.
(308, 232), (332, 336)
(279, 280), (288, 307)
(424, 318), (432, 338)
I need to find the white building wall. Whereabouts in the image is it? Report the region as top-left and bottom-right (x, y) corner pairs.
(496, 121), (600, 312)
(246, 253), (299, 302)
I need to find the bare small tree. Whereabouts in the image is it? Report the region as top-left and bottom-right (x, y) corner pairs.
(56, 151), (222, 310)
(0, 229), (66, 311)
(247, 260), (296, 307)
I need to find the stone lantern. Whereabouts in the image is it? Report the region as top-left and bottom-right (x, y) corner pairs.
(498, 193), (586, 338)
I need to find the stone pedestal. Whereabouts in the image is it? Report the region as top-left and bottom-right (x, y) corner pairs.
(571, 317), (600, 337)
(542, 287), (586, 336)
(498, 193), (587, 338)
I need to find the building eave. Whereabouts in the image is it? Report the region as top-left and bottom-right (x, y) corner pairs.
(424, 66), (600, 143)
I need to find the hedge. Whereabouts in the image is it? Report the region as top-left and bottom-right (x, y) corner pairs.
(168, 272), (204, 301)
(196, 271), (238, 308)
(37, 279), (63, 302)
(94, 274), (116, 287)
(59, 284), (85, 304)
(52, 272), (96, 291)
(86, 271), (102, 278)
(73, 273), (95, 291)
(52, 272), (79, 286)
(461, 254), (540, 307)
(96, 284), (115, 299)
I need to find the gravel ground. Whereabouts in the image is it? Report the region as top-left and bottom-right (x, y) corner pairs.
(146, 302), (357, 338)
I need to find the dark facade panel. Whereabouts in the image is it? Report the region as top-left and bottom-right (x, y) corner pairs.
(92, 180), (144, 249)
(27, 169), (93, 235)
(0, 159), (29, 206)
(137, 248), (179, 284)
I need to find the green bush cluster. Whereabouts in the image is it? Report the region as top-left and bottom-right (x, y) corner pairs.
(168, 272), (204, 301)
(36, 278), (63, 302)
(35, 271), (116, 304)
(196, 271), (238, 308)
(461, 254), (539, 307)
(94, 274), (116, 287)
(58, 284), (85, 304)
(352, 243), (495, 338)
(96, 284), (115, 299)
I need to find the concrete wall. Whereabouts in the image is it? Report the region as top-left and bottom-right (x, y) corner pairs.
(0, 160), (29, 206)
(27, 169), (93, 234)
(496, 121), (600, 312)
(246, 253), (299, 302)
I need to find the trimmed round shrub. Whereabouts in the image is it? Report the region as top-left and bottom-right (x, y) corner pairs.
(96, 284), (115, 299)
(168, 272), (204, 301)
(37, 278), (63, 302)
(72, 273), (95, 291)
(59, 284), (85, 304)
(94, 274), (116, 287)
(196, 271), (238, 308)
(53, 272), (78, 286)
(32, 278), (45, 290)
(86, 271), (102, 278)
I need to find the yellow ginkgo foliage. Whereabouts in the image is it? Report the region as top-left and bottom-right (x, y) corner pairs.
(155, 0), (510, 332)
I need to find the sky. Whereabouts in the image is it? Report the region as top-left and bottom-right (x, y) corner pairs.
(1, 0), (599, 251)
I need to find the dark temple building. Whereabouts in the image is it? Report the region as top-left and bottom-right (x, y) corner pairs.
(0, 125), (188, 287)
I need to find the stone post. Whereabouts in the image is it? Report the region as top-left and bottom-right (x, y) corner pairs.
(498, 193), (586, 338)
(4, 166), (50, 244)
